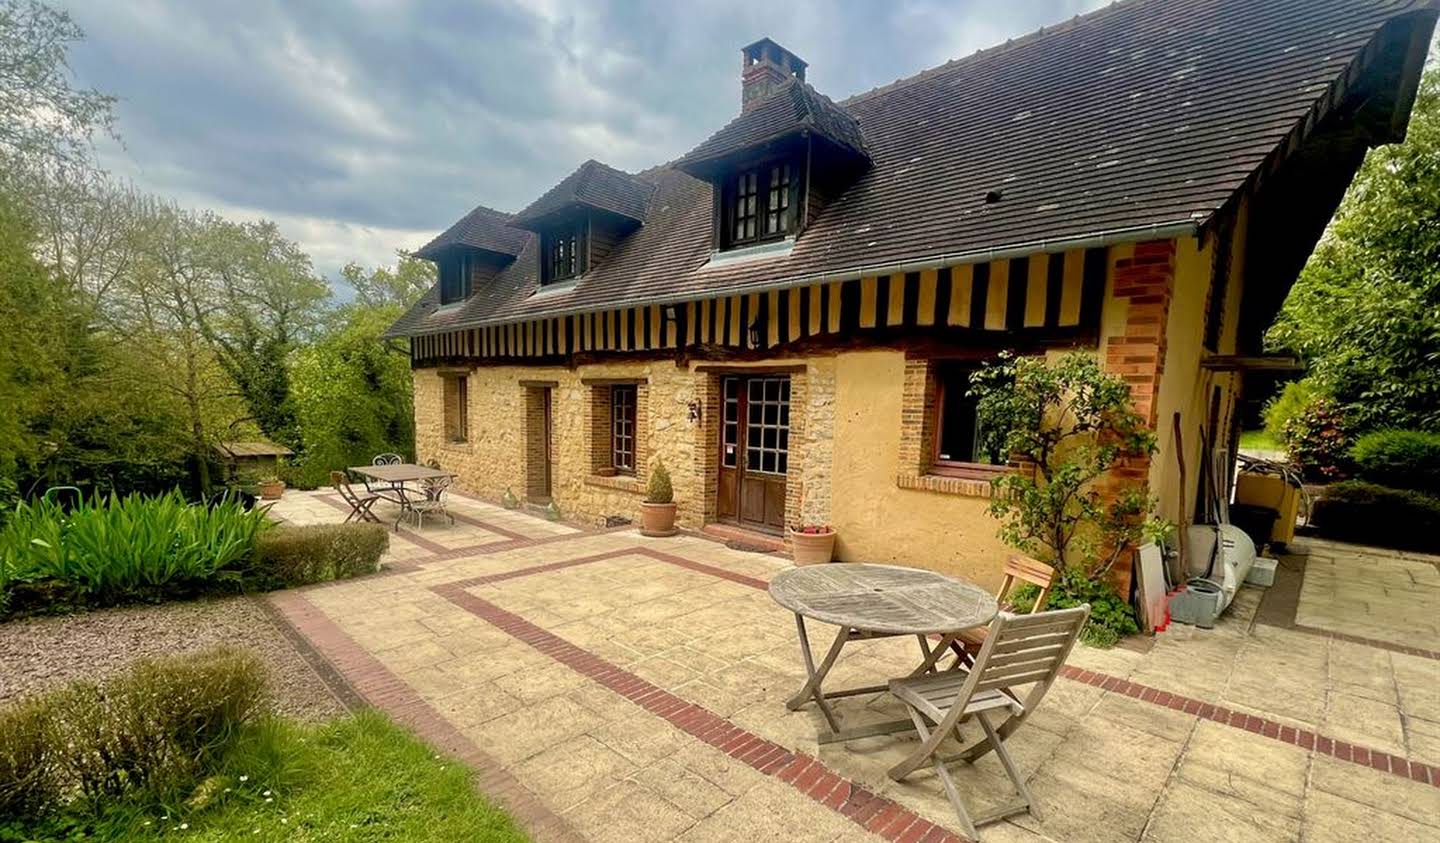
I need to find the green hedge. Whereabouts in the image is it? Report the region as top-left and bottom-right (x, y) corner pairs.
(1350, 430), (1440, 495)
(255, 523), (389, 588)
(0, 647), (266, 819)
(1311, 481), (1440, 552)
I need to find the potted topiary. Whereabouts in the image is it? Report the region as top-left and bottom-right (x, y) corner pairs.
(257, 475), (285, 500)
(640, 460), (678, 537)
(788, 524), (836, 565)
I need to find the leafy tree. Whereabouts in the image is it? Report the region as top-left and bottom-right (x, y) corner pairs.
(197, 216), (330, 447)
(0, 0), (114, 167)
(341, 252), (434, 310)
(289, 306), (415, 488)
(1267, 67), (1440, 432)
(969, 351), (1159, 576)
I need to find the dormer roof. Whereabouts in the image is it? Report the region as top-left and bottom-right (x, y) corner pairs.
(413, 204), (529, 260)
(676, 78), (868, 178)
(510, 159), (655, 230)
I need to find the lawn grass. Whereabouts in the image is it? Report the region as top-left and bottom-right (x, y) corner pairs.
(7, 711), (528, 842)
(1238, 429), (1284, 452)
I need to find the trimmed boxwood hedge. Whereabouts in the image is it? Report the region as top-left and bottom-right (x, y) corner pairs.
(1310, 481), (1440, 553)
(254, 523), (389, 588)
(1350, 430), (1440, 495)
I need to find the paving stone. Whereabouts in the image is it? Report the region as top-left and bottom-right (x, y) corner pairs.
(1308, 754), (1440, 830)
(1321, 690), (1407, 757)
(515, 735), (638, 811)
(1175, 721), (1308, 807)
(628, 757), (735, 819)
(1303, 788), (1438, 842)
(563, 779), (698, 843)
(1143, 780), (1301, 842)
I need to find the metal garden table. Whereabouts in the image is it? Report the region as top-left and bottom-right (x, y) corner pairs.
(349, 464), (455, 530)
(769, 563), (998, 744)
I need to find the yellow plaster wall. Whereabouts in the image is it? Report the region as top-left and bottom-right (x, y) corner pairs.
(1149, 201), (1249, 527)
(830, 350), (1011, 591)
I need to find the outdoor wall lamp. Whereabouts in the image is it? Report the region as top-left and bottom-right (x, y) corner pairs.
(747, 319), (763, 349)
(688, 401), (702, 423)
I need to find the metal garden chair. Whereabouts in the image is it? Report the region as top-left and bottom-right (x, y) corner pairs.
(887, 605), (1090, 840)
(331, 470), (380, 524)
(364, 454), (407, 504)
(406, 474), (454, 529)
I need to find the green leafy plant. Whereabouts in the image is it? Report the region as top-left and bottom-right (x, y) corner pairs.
(500, 487), (519, 509)
(1010, 569), (1140, 648)
(646, 460), (674, 504)
(1282, 395), (1350, 482)
(1261, 379), (1321, 442)
(253, 523), (388, 587)
(1349, 430), (1440, 495)
(969, 351), (1160, 577)
(1311, 480), (1440, 553)
(0, 698), (53, 819)
(0, 491), (270, 615)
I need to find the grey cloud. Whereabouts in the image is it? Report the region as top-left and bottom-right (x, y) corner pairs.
(61, 0), (1106, 272)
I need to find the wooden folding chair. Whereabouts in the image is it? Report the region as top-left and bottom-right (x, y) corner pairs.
(887, 605), (1090, 840)
(953, 555), (1056, 660)
(332, 471), (380, 524)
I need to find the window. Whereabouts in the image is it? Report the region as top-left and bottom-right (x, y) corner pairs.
(723, 159), (798, 249)
(443, 375), (469, 443)
(932, 363), (1002, 472)
(543, 220), (587, 284)
(610, 385), (636, 473)
(438, 254), (474, 305)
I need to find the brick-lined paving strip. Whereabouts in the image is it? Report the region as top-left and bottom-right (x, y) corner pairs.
(1285, 623), (1440, 662)
(447, 545), (1440, 791)
(432, 576), (968, 843)
(267, 589), (586, 843)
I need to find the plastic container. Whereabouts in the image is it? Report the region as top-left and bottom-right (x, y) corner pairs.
(1229, 503), (1279, 550)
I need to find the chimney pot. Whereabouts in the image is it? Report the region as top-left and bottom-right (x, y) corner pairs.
(741, 38), (807, 113)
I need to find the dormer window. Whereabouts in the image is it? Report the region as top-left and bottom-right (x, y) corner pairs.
(543, 220), (588, 285)
(723, 159), (799, 249)
(438, 253), (476, 305)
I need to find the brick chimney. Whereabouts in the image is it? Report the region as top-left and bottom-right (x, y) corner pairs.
(741, 38), (807, 113)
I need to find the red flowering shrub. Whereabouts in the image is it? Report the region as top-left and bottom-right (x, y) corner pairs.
(1283, 396), (1350, 482)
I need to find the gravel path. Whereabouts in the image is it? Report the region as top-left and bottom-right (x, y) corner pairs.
(0, 595), (346, 721)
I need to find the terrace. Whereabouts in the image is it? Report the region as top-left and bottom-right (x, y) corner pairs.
(261, 489), (1440, 842)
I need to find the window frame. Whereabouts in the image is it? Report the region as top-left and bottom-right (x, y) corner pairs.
(609, 384), (637, 474)
(443, 374), (469, 444)
(541, 218), (588, 285)
(438, 253), (474, 305)
(930, 363), (1007, 479)
(720, 155), (801, 250)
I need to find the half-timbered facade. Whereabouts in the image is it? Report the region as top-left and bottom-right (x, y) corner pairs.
(388, 0), (1437, 586)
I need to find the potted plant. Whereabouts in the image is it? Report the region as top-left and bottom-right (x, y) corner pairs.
(256, 475), (285, 500)
(788, 524), (836, 565)
(640, 460), (678, 537)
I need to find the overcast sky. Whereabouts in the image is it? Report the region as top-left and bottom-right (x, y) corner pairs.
(60, 0), (1106, 280)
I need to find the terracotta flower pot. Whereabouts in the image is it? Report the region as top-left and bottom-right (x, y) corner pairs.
(788, 528), (836, 565)
(640, 501), (678, 537)
(258, 480), (285, 500)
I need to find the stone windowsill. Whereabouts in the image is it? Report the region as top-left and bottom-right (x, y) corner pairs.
(440, 441), (473, 453)
(895, 472), (995, 499)
(585, 474), (645, 494)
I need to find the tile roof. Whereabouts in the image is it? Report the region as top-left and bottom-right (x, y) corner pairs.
(510, 159), (655, 228)
(412, 204), (529, 259)
(677, 78), (867, 175)
(390, 0), (1438, 339)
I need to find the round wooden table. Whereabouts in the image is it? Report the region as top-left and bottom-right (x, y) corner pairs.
(769, 563), (998, 743)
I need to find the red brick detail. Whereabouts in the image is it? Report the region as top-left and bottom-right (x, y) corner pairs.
(431, 580), (972, 842)
(1288, 624), (1440, 662)
(1056, 665), (1440, 789)
(265, 590), (585, 843)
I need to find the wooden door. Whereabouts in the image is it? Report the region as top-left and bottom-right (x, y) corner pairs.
(541, 388), (554, 499)
(716, 375), (789, 532)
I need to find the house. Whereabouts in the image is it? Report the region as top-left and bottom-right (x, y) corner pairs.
(386, 0), (1437, 587)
